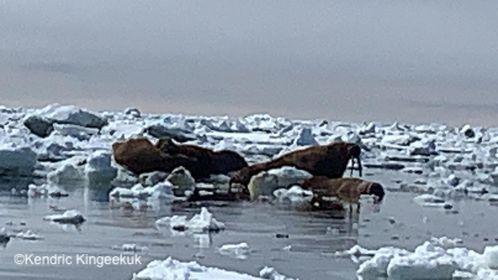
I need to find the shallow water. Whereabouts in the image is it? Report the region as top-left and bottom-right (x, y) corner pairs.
(1, 171), (497, 280)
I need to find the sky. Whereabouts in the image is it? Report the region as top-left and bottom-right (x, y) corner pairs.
(1, 0), (498, 125)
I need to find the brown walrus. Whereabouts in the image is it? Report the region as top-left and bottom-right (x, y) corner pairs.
(112, 137), (248, 179)
(302, 176), (385, 205)
(155, 138), (248, 179)
(230, 142), (362, 188)
(112, 138), (194, 175)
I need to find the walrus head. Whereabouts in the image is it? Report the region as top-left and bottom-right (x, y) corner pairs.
(229, 167), (252, 199)
(156, 137), (179, 154)
(366, 182), (385, 202)
(346, 143), (362, 177)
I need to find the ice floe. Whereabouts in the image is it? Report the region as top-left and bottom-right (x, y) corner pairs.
(15, 230), (43, 240)
(2, 103), (498, 208)
(109, 182), (174, 200)
(273, 186), (314, 206)
(248, 167), (312, 200)
(35, 104), (107, 129)
(0, 143), (37, 177)
(132, 257), (295, 280)
(218, 242), (250, 259)
(155, 207), (225, 233)
(84, 150), (117, 185)
(337, 238), (498, 280)
(166, 167), (196, 197)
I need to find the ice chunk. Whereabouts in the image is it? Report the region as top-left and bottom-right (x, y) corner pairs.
(334, 244), (378, 257)
(292, 127), (318, 146)
(248, 167), (312, 200)
(355, 238), (498, 280)
(166, 167), (196, 197)
(15, 230), (43, 240)
(357, 247), (410, 277)
(218, 242), (250, 259)
(386, 242), (456, 280)
(242, 114), (291, 133)
(155, 207), (225, 233)
(0, 144), (36, 177)
(47, 161), (84, 185)
(430, 237), (463, 248)
(139, 171), (169, 187)
(359, 122), (376, 135)
(259, 267), (296, 280)
(37, 104), (107, 129)
(27, 184), (68, 198)
(124, 108), (141, 118)
(52, 123), (99, 141)
(144, 124), (196, 142)
(84, 150), (117, 185)
(409, 139), (437, 156)
(460, 124), (475, 138)
(273, 185), (313, 206)
(483, 246), (498, 270)
(109, 182), (174, 200)
(133, 257), (262, 280)
(446, 174), (460, 187)
(43, 209), (86, 224)
(23, 115), (53, 137)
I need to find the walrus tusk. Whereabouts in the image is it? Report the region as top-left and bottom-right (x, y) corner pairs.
(357, 156), (362, 177)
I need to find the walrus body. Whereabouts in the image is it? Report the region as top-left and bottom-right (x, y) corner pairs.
(113, 138), (248, 179)
(112, 138), (192, 175)
(231, 142), (362, 187)
(302, 176), (385, 204)
(155, 138), (248, 178)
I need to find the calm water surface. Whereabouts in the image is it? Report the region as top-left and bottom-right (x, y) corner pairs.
(0, 171), (497, 280)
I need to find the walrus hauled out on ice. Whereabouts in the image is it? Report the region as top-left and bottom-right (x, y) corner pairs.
(112, 138), (248, 179)
(155, 138), (248, 178)
(230, 142), (362, 188)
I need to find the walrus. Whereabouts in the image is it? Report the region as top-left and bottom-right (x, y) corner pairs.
(112, 138), (195, 175)
(230, 142), (362, 188)
(155, 138), (248, 178)
(113, 137), (248, 179)
(302, 176), (385, 206)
